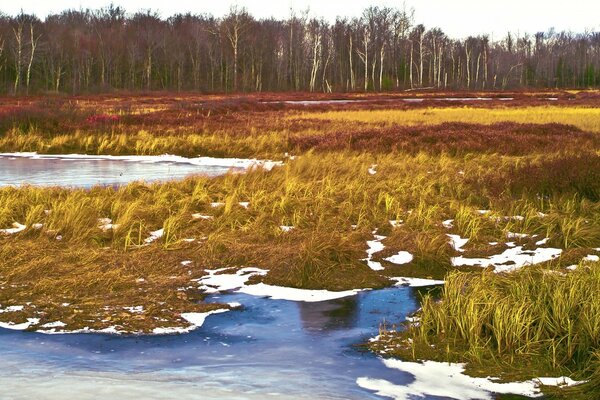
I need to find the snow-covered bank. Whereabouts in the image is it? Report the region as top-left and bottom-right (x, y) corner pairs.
(357, 358), (584, 400)
(196, 267), (364, 302)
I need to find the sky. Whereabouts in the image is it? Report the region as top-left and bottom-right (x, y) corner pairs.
(2, 0), (599, 39)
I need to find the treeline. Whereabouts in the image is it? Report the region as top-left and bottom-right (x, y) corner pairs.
(1, 5), (600, 94)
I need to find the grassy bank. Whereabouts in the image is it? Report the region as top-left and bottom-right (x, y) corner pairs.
(371, 265), (600, 398)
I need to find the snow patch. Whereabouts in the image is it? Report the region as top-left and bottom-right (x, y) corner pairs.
(391, 277), (445, 287)
(191, 213), (213, 220)
(196, 267), (268, 294)
(384, 252), (414, 265)
(535, 376), (585, 387)
(239, 283), (363, 303)
(442, 219), (454, 229)
(447, 234), (469, 252)
(0, 318), (40, 331)
(0, 222), (26, 235)
(452, 246), (562, 273)
(357, 358), (544, 400)
(144, 228), (164, 244)
(0, 305), (24, 313)
(98, 218), (118, 232)
(364, 233), (386, 271)
(196, 267), (362, 302)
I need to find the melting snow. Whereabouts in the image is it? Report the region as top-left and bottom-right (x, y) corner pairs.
(391, 277), (444, 287)
(98, 218), (118, 232)
(239, 284), (363, 302)
(144, 228), (164, 244)
(356, 358), (562, 399)
(384, 252), (414, 265)
(0, 305), (24, 313)
(535, 377), (585, 387)
(196, 267), (363, 302)
(0, 222), (26, 235)
(0, 318), (40, 331)
(40, 321), (67, 328)
(447, 234), (469, 252)
(192, 213), (213, 220)
(364, 233), (386, 271)
(442, 219), (454, 229)
(452, 246), (562, 273)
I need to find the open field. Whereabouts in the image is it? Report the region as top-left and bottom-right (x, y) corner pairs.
(1, 91), (600, 396)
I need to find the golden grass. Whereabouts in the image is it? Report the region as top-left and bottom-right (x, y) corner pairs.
(296, 106), (600, 133)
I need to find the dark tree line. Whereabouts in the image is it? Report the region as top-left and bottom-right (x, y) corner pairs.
(1, 5), (600, 94)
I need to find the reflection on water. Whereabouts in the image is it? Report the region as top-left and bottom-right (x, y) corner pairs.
(0, 156), (239, 188)
(0, 288), (422, 400)
(297, 297), (359, 332)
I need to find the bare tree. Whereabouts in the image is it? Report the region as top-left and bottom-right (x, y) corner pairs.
(223, 5), (251, 91)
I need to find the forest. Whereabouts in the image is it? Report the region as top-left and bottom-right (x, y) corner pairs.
(1, 5), (600, 94)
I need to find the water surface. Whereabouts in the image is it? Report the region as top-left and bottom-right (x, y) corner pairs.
(0, 288), (423, 399)
(0, 154), (246, 188)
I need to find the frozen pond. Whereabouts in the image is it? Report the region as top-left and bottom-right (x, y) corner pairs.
(265, 97), (515, 106)
(0, 288), (427, 399)
(0, 153), (277, 188)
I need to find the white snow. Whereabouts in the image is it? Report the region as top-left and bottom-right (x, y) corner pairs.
(238, 202), (250, 209)
(535, 238), (550, 246)
(210, 202), (224, 208)
(452, 246), (562, 273)
(239, 283), (363, 302)
(0, 222), (26, 235)
(0, 305), (24, 313)
(144, 228), (164, 244)
(98, 218), (118, 232)
(364, 233), (386, 271)
(32, 223), (43, 230)
(152, 309), (230, 335)
(357, 358), (544, 400)
(389, 220), (404, 228)
(391, 277), (445, 287)
(535, 376), (585, 387)
(384, 252), (414, 265)
(442, 219), (454, 229)
(196, 267), (268, 294)
(123, 306), (144, 314)
(368, 165), (378, 175)
(0, 318), (40, 331)
(447, 234), (469, 252)
(180, 260), (193, 266)
(279, 225), (294, 233)
(584, 255), (600, 262)
(196, 267), (363, 302)
(192, 213), (213, 220)
(40, 321), (67, 328)
(507, 232), (530, 240)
